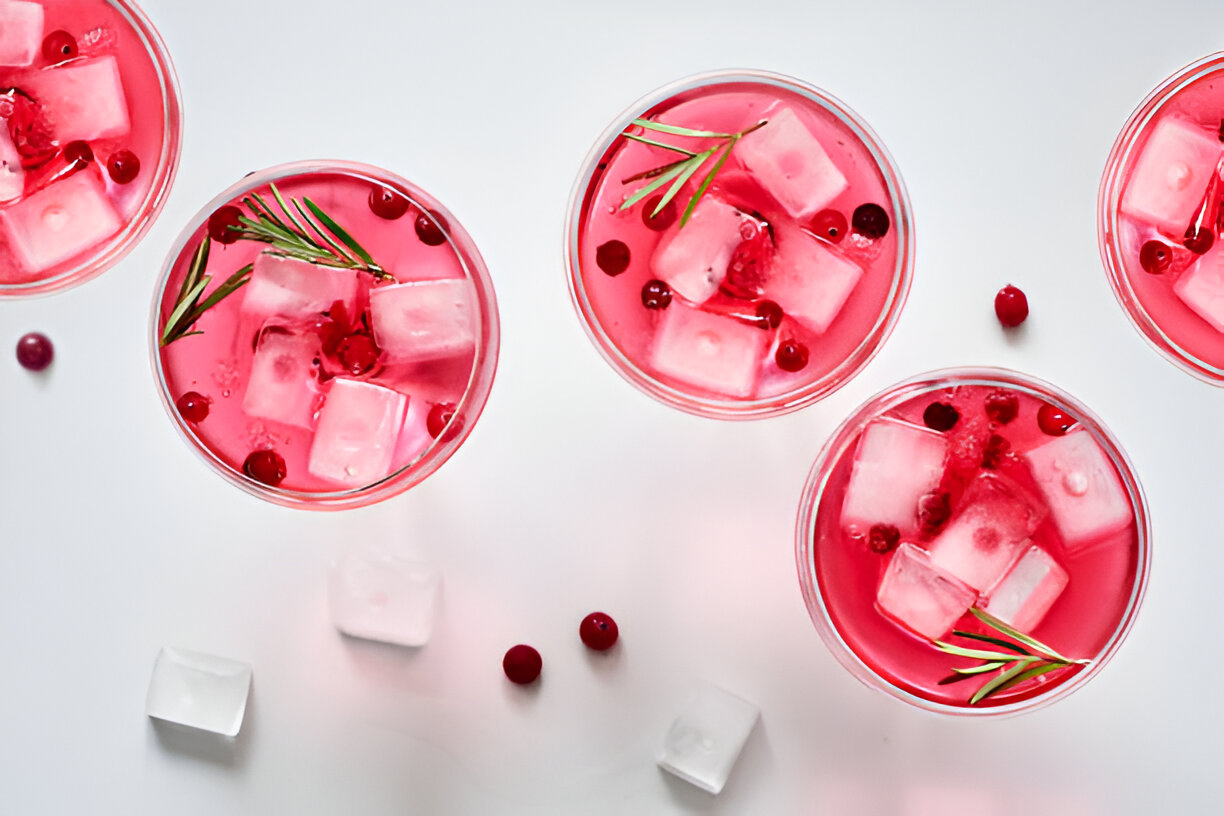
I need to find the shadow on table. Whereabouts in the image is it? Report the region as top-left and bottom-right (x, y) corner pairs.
(149, 685), (256, 769)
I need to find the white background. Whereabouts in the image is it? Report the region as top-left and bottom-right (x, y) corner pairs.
(2, 0), (1221, 812)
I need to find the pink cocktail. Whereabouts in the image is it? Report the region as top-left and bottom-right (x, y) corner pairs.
(797, 369), (1149, 715)
(151, 161), (499, 510)
(566, 70), (913, 419)
(0, 0), (180, 296)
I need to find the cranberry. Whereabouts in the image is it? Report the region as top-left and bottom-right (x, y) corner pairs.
(851, 203), (890, 239)
(176, 391), (210, 423)
(775, 339), (810, 372)
(1219, 118), (1224, 143)
(4, 90), (56, 168)
(723, 219), (773, 298)
(923, 401), (959, 432)
(755, 299), (783, 330)
(1138, 240), (1172, 275)
(641, 195), (677, 231)
(994, 284), (1029, 327)
(337, 334), (379, 375)
(641, 279), (672, 309)
(243, 449), (286, 486)
(1184, 224), (1214, 255)
(15, 332), (53, 371)
(41, 30), (76, 63)
(414, 210), (448, 246)
(918, 491), (952, 535)
(1037, 403), (1075, 436)
(867, 524), (900, 554)
(984, 390), (1019, 425)
(63, 140), (92, 165)
(810, 209), (847, 243)
(207, 205), (245, 244)
(502, 644), (542, 685)
(106, 149), (140, 184)
(579, 612), (619, 651)
(595, 239), (630, 276)
(426, 402), (456, 439)
(368, 186), (410, 220)
(981, 433), (1011, 469)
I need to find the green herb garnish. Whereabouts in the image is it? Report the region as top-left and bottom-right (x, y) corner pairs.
(618, 117), (767, 229)
(160, 236), (253, 347)
(934, 607), (1089, 705)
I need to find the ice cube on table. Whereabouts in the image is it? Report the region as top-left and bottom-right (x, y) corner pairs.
(735, 105), (848, 220)
(984, 545), (1069, 632)
(928, 473), (1044, 592)
(23, 56), (130, 142)
(242, 330), (320, 430)
(308, 379), (407, 487)
(1024, 429), (1133, 552)
(145, 647), (252, 737)
(369, 279), (476, 364)
(877, 542), (976, 640)
(648, 300), (767, 398)
(841, 418), (948, 535)
(0, 124), (23, 201)
(1174, 245), (1224, 332)
(241, 253), (359, 321)
(657, 683), (759, 795)
(650, 195), (744, 304)
(767, 223), (863, 334)
(0, 169), (120, 273)
(0, 1), (43, 67)
(329, 547), (441, 647)
(1120, 115), (1221, 236)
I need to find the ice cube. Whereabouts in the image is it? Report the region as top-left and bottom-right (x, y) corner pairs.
(648, 300), (767, 398)
(735, 105), (848, 220)
(657, 683), (759, 795)
(0, 169), (120, 272)
(767, 223), (863, 334)
(369, 279), (476, 364)
(0, 1), (43, 67)
(329, 547), (441, 647)
(1120, 115), (1221, 235)
(927, 473), (1044, 591)
(1174, 245), (1224, 332)
(876, 542), (976, 640)
(242, 329), (320, 430)
(841, 418), (948, 535)
(24, 56), (130, 142)
(0, 124), (22, 201)
(308, 379), (407, 487)
(1024, 429), (1133, 551)
(391, 393), (435, 467)
(984, 545), (1069, 632)
(650, 195), (744, 303)
(241, 252), (359, 320)
(145, 647), (252, 737)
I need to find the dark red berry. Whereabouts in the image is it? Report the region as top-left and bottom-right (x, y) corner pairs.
(851, 203), (890, 239)
(41, 30), (76, 63)
(579, 612), (619, 651)
(1184, 224), (1214, 255)
(106, 149), (140, 184)
(981, 433), (1011, 469)
(867, 524), (900, 554)
(207, 205), (244, 244)
(426, 402), (456, 439)
(918, 491), (952, 535)
(984, 390), (1019, 425)
(810, 209), (847, 243)
(595, 239), (630, 276)
(414, 210), (448, 246)
(15, 332), (53, 371)
(63, 140), (92, 165)
(994, 284), (1029, 327)
(1037, 403), (1075, 436)
(641, 195), (677, 231)
(1219, 118), (1224, 143)
(923, 401), (959, 432)
(775, 339), (810, 372)
(337, 334), (380, 375)
(368, 186), (410, 220)
(243, 449), (287, 486)
(176, 391), (210, 423)
(502, 644), (542, 685)
(1138, 240), (1172, 275)
(641, 279), (672, 309)
(755, 299), (783, 330)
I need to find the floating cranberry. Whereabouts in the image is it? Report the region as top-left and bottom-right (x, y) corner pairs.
(15, 332), (53, 371)
(1138, 240), (1172, 275)
(775, 339), (810, 372)
(368, 186), (410, 220)
(595, 239), (630, 276)
(579, 612), (619, 651)
(243, 449), (287, 486)
(755, 299), (783, 330)
(1184, 224), (1214, 255)
(984, 390), (1019, 425)
(175, 391), (210, 423)
(642, 195), (677, 231)
(502, 644), (542, 685)
(641, 279), (672, 310)
(923, 401), (959, 432)
(106, 149), (140, 184)
(918, 491), (951, 535)
(810, 209), (847, 243)
(41, 30), (76, 63)
(63, 140), (92, 165)
(208, 205), (245, 244)
(867, 524), (900, 554)
(414, 210), (448, 246)
(426, 402), (456, 439)
(994, 284), (1029, 327)
(851, 203), (890, 239)
(337, 334), (379, 375)
(981, 433), (1011, 469)
(1037, 403), (1075, 436)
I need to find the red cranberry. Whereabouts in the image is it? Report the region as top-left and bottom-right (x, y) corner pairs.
(810, 209), (847, 243)
(923, 401), (959, 432)
(981, 433), (1011, 469)
(368, 186), (410, 220)
(775, 339), (810, 372)
(1184, 224), (1214, 255)
(918, 491), (952, 535)
(595, 239), (630, 276)
(337, 334), (379, 375)
(41, 30), (76, 63)
(208, 205), (245, 244)
(243, 449), (287, 486)
(641, 195), (677, 231)
(641, 279), (672, 310)
(63, 140), (92, 164)
(426, 402), (456, 439)
(755, 299), (783, 330)
(1037, 403), (1075, 436)
(414, 210), (448, 246)
(984, 390), (1019, 424)
(1138, 240), (1172, 275)
(994, 284), (1029, 327)
(106, 149), (140, 184)
(867, 524), (900, 554)
(502, 644), (542, 685)
(175, 391), (210, 423)
(15, 332), (53, 371)
(851, 203), (890, 239)
(579, 612), (619, 651)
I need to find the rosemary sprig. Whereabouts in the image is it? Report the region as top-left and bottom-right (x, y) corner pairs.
(934, 608), (1089, 705)
(160, 236), (254, 347)
(618, 117), (767, 229)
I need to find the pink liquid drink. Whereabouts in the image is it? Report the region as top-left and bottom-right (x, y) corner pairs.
(0, 0), (180, 296)
(567, 71), (913, 418)
(797, 369), (1149, 714)
(1100, 53), (1224, 383)
(152, 162), (499, 509)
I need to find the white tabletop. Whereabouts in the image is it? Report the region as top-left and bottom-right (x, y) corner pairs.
(3, 0), (1219, 812)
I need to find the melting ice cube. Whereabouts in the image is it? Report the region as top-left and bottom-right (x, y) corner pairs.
(983, 545), (1068, 632)
(0, 1), (43, 67)
(391, 393), (435, 467)
(841, 418), (948, 535)
(241, 253), (359, 321)
(657, 683), (759, 795)
(145, 647), (252, 737)
(927, 473), (1044, 592)
(24, 56), (130, 142)
(329, 546), (441, 647)
(0, 125), (23, 201)
(242, 329), (320, 430)
(0, 169), (121, 272)
(369, 278), (476, 364)
(1120, 115), (1222, 236)
(308, 379), (407, 487)
(1174, 244), (1224, 332)
(1024, 429), (1133, 551)
(735, 105), (848, 220)
(648, 300), (767, 398)
(767, 223), (863, 335)
(876, 542), (976, 640)
(650, 195), (744, 304)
